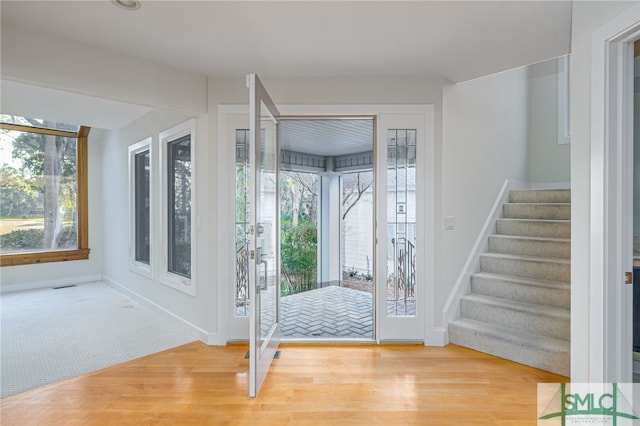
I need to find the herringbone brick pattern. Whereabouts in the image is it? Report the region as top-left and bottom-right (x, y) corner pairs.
(237, 285), (417, 339)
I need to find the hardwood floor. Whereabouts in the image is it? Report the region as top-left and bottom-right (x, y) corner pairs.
(1, 342), (567, 425)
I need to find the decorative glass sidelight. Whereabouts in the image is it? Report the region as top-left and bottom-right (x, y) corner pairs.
(235, 129), (251, 316)
(387, 129), (417, 317)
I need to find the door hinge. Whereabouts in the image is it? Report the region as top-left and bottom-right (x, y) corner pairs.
(625, 271), (633, 285)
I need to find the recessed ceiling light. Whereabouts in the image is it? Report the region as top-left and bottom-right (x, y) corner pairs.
(112, 0), (141, 11)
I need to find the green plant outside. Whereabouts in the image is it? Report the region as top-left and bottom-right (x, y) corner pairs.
(280, 219), (317, 296)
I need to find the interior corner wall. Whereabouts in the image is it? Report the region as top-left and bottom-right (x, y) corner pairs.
(439, 66), (530, 325)
(528, 59), (571, 186)
(100, 109), (213, 339)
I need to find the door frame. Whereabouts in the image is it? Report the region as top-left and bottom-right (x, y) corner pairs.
(217, 104), (436, 345)
(588, 4), (640, 382)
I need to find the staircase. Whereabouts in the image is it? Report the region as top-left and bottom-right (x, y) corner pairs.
(448, 189), (570, 377)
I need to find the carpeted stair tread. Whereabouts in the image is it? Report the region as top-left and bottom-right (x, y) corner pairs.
(480, 252), (571, 265)
(448, 318), (570, 376)
(450, 317), (570, 352)
(503, 203), (571, 220)
(461, 293), (570, 321)
(496, 218), (571, 238)
(472, 272), (570, 291)
(471, 272), (570, 308)
(489, 234), (570, 243)
(488, 234), (570, 259)
(509, 189), (571, 204)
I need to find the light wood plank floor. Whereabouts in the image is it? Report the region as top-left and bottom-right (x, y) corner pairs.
(1, 342), (567, 425)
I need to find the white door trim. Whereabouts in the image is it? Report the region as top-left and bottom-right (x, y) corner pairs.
(589, 3), (640, 383)
(217, 104), (435, 344)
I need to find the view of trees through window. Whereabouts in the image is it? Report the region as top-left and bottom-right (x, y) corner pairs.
(0, 115), (81, 255)
(167, 135), (191, 278)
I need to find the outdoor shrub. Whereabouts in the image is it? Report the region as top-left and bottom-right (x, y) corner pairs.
(0, 228), (45, 250)
(281, 219), (317, 296)
(0, 225), (78, 252)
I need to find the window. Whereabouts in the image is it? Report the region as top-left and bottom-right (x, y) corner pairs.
(160, 119), (195, 295)
(0, 115), (90, 266)
(387, 129), (416, 317)
(128, 138), (152, 277)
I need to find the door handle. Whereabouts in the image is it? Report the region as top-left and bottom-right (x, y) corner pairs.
(259, 259), (268, 291)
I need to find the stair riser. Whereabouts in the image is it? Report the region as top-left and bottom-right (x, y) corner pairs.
(480, 255), (570, 282)
(509, 190), (571, 204)
(496, 219), (571, 238)
(488, 236), (570, 259)
(448, 323), (569, 377)
(503, 204), (571, 220)
(471, 275), (570, 308)
(460, 298), (569, 340)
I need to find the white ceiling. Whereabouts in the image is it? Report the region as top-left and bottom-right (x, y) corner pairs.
(280, 119), (373, 156)
(0, 1), (571, 83)
(0, 1), (572, 133)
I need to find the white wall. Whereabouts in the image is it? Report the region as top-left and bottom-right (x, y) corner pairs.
(440, 66), (530, 325)
(528, 58), (571, 186)
(1, 24), (207, 115)
(100, 109), (213, 340)
(0, 129), (104, 291)
(570, 0), (639, 382)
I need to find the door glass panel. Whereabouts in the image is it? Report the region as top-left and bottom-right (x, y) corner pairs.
(387, 129), (416, 317)
(258, 102), (278, 348)
(235, 129), (250, 317)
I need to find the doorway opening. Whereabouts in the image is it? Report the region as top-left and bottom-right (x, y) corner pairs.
(234, 117), (376, 340)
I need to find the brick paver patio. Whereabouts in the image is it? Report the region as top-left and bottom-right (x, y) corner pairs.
(238, 285), (416, 339)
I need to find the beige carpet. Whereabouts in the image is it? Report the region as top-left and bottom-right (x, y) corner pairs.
(1, 282), (196, 398)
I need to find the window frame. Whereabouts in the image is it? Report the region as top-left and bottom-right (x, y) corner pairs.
(159, 119), (196, 296)
(128, 137), (153, 278)
(0, 123), (90, 267)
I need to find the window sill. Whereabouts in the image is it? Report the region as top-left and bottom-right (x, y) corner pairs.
(0, 248), (91, 267)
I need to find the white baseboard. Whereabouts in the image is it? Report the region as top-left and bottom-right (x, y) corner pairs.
(102, 275), (221, 345)
(1, 274), (102, 294)
(425, 327), (448, 346)
(440, 179), (518, 343)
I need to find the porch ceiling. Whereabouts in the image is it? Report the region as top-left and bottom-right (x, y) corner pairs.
(280, 119), (373, 157)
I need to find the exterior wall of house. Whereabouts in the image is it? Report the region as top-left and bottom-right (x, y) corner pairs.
(528, 58), (571, 186)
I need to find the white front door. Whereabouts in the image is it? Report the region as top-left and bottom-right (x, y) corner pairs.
(247, 74), (281, 398)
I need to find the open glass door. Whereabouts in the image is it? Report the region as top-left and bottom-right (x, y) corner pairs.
(248, 74), (281, 398)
